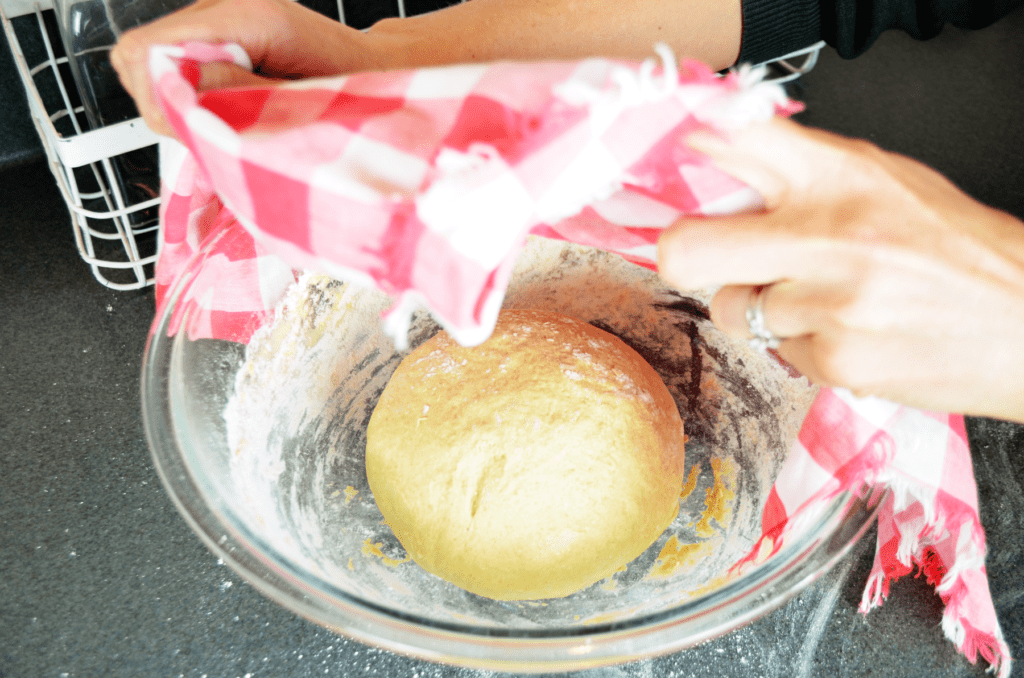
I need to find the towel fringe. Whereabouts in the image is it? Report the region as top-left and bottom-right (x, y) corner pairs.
(858, 466), (1012, 677)
(943, 614), (1013, 678)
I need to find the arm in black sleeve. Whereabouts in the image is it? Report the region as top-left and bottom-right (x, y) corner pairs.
(738, 0), (1024, 64)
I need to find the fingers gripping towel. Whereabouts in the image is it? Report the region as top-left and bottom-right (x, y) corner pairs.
(152, 41), (789, 345)
(150, 42), (1010, 675)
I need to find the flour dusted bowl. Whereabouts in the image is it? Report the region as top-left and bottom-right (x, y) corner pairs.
(141, 222), (881, 672)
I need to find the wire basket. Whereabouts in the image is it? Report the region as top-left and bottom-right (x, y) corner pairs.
(3, 0), (160, 288)
(1, 0), (821, 291)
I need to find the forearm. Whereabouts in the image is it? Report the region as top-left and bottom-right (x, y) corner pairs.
(110, 0), (741, 138)
(363, 0), (742, 72)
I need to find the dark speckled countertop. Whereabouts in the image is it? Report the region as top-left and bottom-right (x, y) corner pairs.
(0, 15), (44, 170)
(2, 7), (1024, 678)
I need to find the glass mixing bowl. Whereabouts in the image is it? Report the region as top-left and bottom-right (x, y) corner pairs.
(141, 223), (882, 672)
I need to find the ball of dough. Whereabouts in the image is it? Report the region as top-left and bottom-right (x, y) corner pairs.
(365, 309), (686, 600)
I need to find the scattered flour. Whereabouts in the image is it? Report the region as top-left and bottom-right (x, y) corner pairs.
(221, 236), (819, 629)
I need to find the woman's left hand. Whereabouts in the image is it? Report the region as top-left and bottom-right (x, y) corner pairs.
(657, 117), (1024, 422)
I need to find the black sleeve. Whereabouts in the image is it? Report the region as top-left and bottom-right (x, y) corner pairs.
(738, 0), (823, 66)
(738, 0), (1024, 64)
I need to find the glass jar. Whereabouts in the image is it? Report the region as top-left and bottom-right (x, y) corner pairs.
(53, 0), (194, 127)
(51, 0), (194, 230)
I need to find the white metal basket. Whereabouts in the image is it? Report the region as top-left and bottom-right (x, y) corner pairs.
(1, 0), (821, 291)
(3, 0), (163, 289)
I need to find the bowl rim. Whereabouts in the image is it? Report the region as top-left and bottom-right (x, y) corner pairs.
(141, 224), (883, 671)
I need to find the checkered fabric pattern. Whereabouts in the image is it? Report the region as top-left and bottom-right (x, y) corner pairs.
(150, 42), (1010, 675)
(735, 388), (1010, 676)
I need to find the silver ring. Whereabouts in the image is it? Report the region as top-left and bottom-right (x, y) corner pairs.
(745, 285), (783, 351)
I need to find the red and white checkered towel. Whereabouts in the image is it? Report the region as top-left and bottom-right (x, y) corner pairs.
(150, 42), (1011, 675)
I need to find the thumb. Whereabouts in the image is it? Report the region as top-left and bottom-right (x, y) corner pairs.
(116, 54), (273, 139)
(194, 60), (270, 90)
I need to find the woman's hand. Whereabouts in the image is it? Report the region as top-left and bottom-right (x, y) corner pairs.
(657, 117), (1024, 422)
(111, 0), (743, 139)
(110, 0), (378, 137)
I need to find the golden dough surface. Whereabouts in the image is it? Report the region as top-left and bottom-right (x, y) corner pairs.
(365, 309), (686, 600)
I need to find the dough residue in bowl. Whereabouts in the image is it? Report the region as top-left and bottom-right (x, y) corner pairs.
(221, 237), (818, 628)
